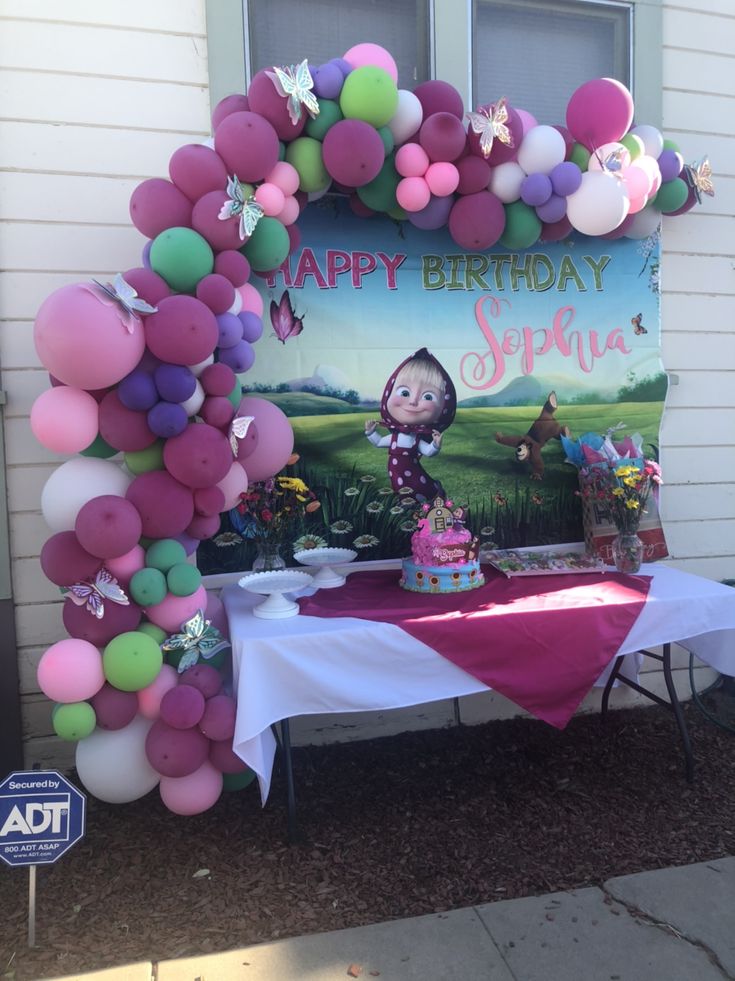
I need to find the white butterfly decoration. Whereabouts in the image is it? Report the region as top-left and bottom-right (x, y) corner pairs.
(85, 273), (157, 334)
(218, 176), (264, 241)
(265, 59), (320, 127)
(229, 414), (256, 458)
(465, 97), (514, 159)
(66, 567), (130, 620)
(593, 146), (627, 177)
(684, 156), (714, 204)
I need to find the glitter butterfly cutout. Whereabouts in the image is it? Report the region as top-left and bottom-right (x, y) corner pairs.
(229, 414), (255, 457)
(465, 97), (514, 159)
(631, 313), (647, 336)
(270, 290), (304, 344)
(161, 610), (230, 674)
(66, 567), (130, 620)
(594, 145), (626, 176)
(218, 175), (264, 241)
(684, 156), (714, 204)
(85, 273), (157, 333)
(266, 59), (320, 127)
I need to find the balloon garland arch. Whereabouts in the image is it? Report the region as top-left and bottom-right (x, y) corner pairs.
(31, 42), (711, 816)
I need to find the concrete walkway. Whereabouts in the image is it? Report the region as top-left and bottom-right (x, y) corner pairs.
(50, 857), (735, 981)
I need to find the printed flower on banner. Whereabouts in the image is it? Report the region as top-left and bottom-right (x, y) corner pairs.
(365, 501), (384, 514)
(344, 487), (359, 497)
(330, 520), (353, 535)
(353, 534), (380, 549)
(214, 532), (244, 547)
(292, 534), (328, 552)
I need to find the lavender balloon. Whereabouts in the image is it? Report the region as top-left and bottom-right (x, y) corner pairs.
(520, 173), (553, 207)
(313, 61), (344, 99)
(536, 193), (567, 224)
(218, 339), (256, 374)
(407, 194), (454, 230)
(147, 401), (189, 439)
(215, 312), (244, 349)
(154, 364), (197, 403)
(118, 368), (158, 412)
(550, 161), (583, 197)
(238, 311), (264, 343)
(657, 148), (684, 183)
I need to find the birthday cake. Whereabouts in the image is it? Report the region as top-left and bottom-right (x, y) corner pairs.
(399, 498), (485, 593)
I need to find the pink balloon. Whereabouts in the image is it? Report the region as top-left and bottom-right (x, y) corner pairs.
(180, 663), (222, 699)
(159, 760), (223, 815)
(74, 495), (143, 559)
(419, 112), (466, 163)
(622, 165), (651, 214)
(126, 471), (194, 539)
(516, 108), (538, 136)
(34, 284), (146, 390)
(41, 531), (101, 587)
(238, 283), (264, 317)
(129, 178), (193, 238)
(214, 110), (281, 183)
(204, 591), (229, 638)
(395, 143), (430, 178)
(276, 195), (300, 226)
(169, 144), (228, 203)
(198, 693), (236, 741)
(412, 80), (464, 120)
(63, 597), (141, 646)
(31, 386), (99, 454)
(396, 176), (431, 212)
(254, 182), (286, 217)
(247, 70), (307, 141)
(266, 161), (301, 197)
(322, 119), (385, 187)
(144, 296), (219, 366)
(235, 397), (294, 482)
(37, 638), (105, 703)
(216, 460), (249, 510)
(343, 42), (398, 82)
(89, 683), (138, 730)
(138, 664), (179, 720)
(160, 684), (206, 730)
(145, 719), (210, 777)
(448, 191), (505, 250)
(425, 162), (459, 197)
(106, 544), (146, 585)
(145, 584), (208, 633)
(192, 189), (246, 252)
(211, 93), (250, 130)
(98, 391), (156, 453)
(163, 422), (233, 489)
(566, 78), (634, 151)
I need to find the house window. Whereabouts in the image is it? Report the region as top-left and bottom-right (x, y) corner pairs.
(472, 0), (632, 124)
(245, 0), (430, 90)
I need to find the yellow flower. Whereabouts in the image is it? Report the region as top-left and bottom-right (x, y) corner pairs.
(623, 477), (638, 487)
(612, 487), (624, 497)
(615, 466), (632, 477)
(625, 499), (640, 509)
(278, 476), (309, 494)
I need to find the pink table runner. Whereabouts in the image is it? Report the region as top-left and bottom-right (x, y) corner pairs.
(298, 568), (651, 728)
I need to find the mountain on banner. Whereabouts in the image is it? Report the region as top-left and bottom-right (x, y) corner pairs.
(458, 374), (617, 407)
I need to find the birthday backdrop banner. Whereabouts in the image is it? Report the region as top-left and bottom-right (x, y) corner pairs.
(234, 199), (663, 558)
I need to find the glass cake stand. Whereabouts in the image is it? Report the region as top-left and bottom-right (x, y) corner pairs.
(292, 547), (358, 588)
(238, 570), (314, 619)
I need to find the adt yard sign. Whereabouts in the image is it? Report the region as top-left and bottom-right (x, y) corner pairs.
(0, 770), (86, 867)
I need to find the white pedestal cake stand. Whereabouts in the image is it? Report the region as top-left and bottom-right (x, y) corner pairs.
(237, 570), (314, 619)
(293, 547), (358, 588)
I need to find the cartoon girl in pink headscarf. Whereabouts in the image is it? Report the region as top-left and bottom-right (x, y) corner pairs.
(364, 347), (457, 499)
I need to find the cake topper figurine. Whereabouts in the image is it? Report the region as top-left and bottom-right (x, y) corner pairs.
(364, 348), (456, 500)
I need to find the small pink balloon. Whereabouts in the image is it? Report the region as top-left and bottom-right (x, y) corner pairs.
(621, 165), (651, 214)
(425, 161), (459, 197)
(160, 684), (206, 729)
(204, 591), (229, 638)
(145, 584), (208, 633)
(266, 161), (301, 196)
(31, 386), (99, 455)
(238, 283), (264, 317)
(396, 176), (431, 212)
(516, 108), (538, 136)
(254, 182), (286, 217)
(37, 638), (105, 703)
(343, 42), (398, 82)
(395, 142), (430, 178)
(198, 693), (236, 741)
(159, 760), (223, 815)
(106, 544), (146, 585)
(276, 195), (300, 226)
(216, 460), (249, 510)
(138, 664), (179, 720)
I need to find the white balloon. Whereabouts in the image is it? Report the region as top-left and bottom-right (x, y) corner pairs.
(41, 457), (131, 532)
(227, 290), (243, 316)
(489, 161), (526, 203)
(201, 136), (215, 149)
(180, 378), (205, 415)
(624, 204), (662, 240)
(188, 355), (214, 377)
(566, 171), (630, 236)
(388, 89), (423, 146)
(630, 124), (664, 161)
(76, 715), (160, 804)
(307, 186), (329, 203)
(516, 125), (566, 176)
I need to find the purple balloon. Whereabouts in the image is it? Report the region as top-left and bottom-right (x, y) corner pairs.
(407, 194), (454, 230)
(238, 312), (264, 344)
(313, 61), (344, 99)
(535, 193), (567, 223)
(657, 148), (684, 183)
(173, 531), (200, 556)
(550, 161), (583, 197)
(215, 312), (244, 349)
(331, 58), (353, 78)
(323, 119), (385, 187)
(160, 684), (206, 730)
(154, 363), (197, 403)
(218, 339), (256, 374)
(90, 683), (138, 730)
(145, 719), (210, 777)
(119, 368), (158, 412)
(147, 401), (189, 439)
(141, 240), (153, 270)
(520, 173), (553, 207)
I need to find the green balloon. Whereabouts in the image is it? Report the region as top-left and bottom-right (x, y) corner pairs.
(227, 381), (243, 409)
(305, 99), (343, 141)
(500, 201), (542, 250)
(150, 227), (214, 293)
(129, 567), (168, 606)
(52, 701), (96, 741)
(653, 177), (689, 214)
(620, 133), (645, 161)
(166, 562), (202, 597)
(124, 441), (165, 475)
(278, 141), (286, 162)
(223, 769), (257, 792)
(207, 646), (230, 671)
(662, 138), (681, 154)
(138, 622), (167, 644)
(241, 216), (291, 272)
(387, 205), (407, 221)
(377, 125), (395, 156)
(285, 137), (330, 192)
(103, 631), (163, 692)
(356, 156), (400, 212)
(339, 66), (398, 128)
(569, 143), (590, 172)
(80, 433), (117, 459)
(146, 538), (187, 572)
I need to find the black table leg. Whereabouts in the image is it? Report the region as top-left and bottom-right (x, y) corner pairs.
(661, 643), (695, 783)
(279, 718), (298, 841)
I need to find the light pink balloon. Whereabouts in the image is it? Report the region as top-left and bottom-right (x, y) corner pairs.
(238, 283), (264, 317)
(37, 638), (105, 703)
(137, 664), (179, 720)
(276, 195), (300, 226)
(396, 176), (431, 212)
(235, 397), (294, 482)
(621, 165), (651, 214)
(425, 162), (460, 197)
(254, 182), (286, 217)
(343, 42), (398, 82)
(145, 584), (209, 633)
(395, 143), (430, 178)
(106, 544), (146, 585)
(516, 108), (538, 136)
(31, 386), (100, 454)
(159, 759), (223, 815)
(630, 155), (661, 196)
(266, 161), (301, 196)
(204, 591), (229, 638)
(216, 460), (249, 510)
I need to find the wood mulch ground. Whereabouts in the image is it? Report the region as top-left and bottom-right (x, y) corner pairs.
(2, 695), (734, 981)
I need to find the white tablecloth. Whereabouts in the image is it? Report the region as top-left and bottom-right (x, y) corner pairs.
(222, 564), (735, 804)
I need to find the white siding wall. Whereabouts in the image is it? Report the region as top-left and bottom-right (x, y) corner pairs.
(0, 0), (731, 767)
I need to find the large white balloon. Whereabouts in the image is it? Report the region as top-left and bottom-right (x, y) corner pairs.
(76, 714), (160, 803)
(624, 204), (662, 240)
(516, 125), (566, 176)
(489, 161), (526, 203)
(630, 124), (664, 161)
(566, 171), (630, 236)
(388, 89), (423, 146)
(41, 457), (131, 532)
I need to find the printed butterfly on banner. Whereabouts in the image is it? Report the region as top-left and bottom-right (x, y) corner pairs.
(683, 156), (714, 204)
(270, 290), (304, 344)
(631, 313), (647, 336)
(161, 610), (230, 674)
(229, 414), (256, 457)
(465, 97), (514, 159)
(84, 273), (157, 333)
(266, 59), (320, 127)
(218, 175), (264, 241)
(66, 567), (130, 619)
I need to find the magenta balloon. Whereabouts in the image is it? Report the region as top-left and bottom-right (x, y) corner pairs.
(63, 594), (142, 646)
(413, 80), (464, 120)
(448, 191), (506, 250)
(214, 110), (281, 183)
(246, 70), (307, 141)
(41, 531), (102, 586)
(407, 194), (453, 230)
(456, 155), (491, 195)
(468, 104), (523, 166)
(163, 422), (232, 489)
(75, 495), (143, 560)
(126, 471), (194, 539)
(211, 93), (250, 130)
(169, 144), (228, 203)
(144, 296), (219, 366)
(535, 193), (567, 223)
(322, 119), (384, 187)
(201, 363), (237, 397)
(217, 339), (256, 374)
(419, 112), (466, 163)
(160, 684), (206, 730)
(600, 212), (636, 239)
(129, 178), (193, 239)
(98, 391), (156, 453)
(122, 267), (172, 306)
(193, 485), (225, 517)
(209, 738), (249, 774)
(566, 78), (634, 151)
(145, 718), (210, 777)
(199, 396), (235, 430)
(540, 215), (573, 242)
(186, 513), (221, 540)
(553, 124), (575, 159)
(196, 274), (235, 315)
(191, 190), (246, 252)
(287, 223), (301, 252)
(215, 312), (243, 349)
(198, 693), (236, 741)
(214, 250), (250, 287)
(90, 683), (139, 730)
(180, 663), (222, 699)
(235, 396), (294, 481)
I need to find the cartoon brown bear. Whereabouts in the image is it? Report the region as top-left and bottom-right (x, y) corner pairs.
(494, 391), (570, 480)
